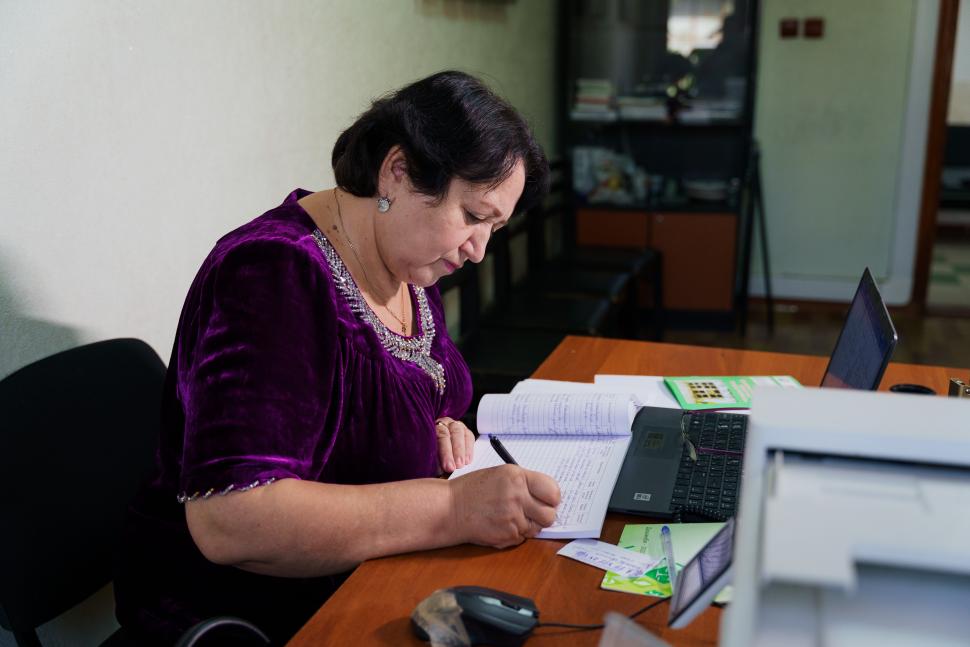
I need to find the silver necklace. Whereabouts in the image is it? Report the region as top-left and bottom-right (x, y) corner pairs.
(333, 188), (409, 335)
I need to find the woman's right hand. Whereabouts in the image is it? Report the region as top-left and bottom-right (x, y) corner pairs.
(448, 464), (561, 549)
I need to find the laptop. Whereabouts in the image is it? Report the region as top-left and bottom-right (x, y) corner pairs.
(608, 267), (899, 518)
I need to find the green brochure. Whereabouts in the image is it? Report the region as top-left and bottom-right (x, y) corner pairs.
(601, 522), (732, 603)
(664, 375), (801, 410)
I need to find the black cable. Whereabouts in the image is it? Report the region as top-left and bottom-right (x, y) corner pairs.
(535, 595), (670, 631)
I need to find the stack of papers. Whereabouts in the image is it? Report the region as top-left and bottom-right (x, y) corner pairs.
(451, 388), (639, 538)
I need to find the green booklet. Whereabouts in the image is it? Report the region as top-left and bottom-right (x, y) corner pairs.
(601, 522), (732, 603)
(664, 375), (801, 410)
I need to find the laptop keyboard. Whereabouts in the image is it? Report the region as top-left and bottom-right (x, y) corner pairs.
(670, 412), (747, 518)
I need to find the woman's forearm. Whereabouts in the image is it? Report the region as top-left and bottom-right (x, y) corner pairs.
(185, 477), (462, 577)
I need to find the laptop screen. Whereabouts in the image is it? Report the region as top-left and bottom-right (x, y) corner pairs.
(819, 268), (898, 390)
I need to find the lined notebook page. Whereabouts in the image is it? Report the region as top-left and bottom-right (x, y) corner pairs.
(450, 434), (632, 539)
(477, 392), (637, 436)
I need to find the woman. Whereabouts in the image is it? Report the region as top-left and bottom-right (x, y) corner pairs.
(115, 71), (560, 645)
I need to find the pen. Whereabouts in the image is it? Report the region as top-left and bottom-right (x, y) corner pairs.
(661, 525), (678, 596)
(489, 435), (518, 465)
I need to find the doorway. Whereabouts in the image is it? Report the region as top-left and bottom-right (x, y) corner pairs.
(927, 3), (970, 314)
(915, 0), (970, 314)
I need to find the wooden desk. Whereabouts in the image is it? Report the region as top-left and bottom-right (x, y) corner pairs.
(288, 337), (966, 647)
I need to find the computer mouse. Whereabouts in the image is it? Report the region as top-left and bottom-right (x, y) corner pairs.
(410, 585), (540, 647)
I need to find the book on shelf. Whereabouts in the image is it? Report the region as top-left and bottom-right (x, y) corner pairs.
(573, 102), (614, 112)
(616, 95), (665, 115)
(574, 95), (612, 105)
(676, 100), (743, 123)
(617, 105), (667, 120)
(449, 391), (639, 539)
(575, 77), (614, 92)
(570, 110), (619, 122)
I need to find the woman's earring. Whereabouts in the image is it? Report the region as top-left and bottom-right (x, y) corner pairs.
(377, 196), (391, 213)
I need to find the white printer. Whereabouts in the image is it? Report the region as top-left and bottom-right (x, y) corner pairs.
(721, 387), (970, 647)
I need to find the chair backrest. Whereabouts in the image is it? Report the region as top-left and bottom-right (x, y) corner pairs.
(437, 257), (482, 347)
(436, 158), (567, 344)
(0, 338), (164, 636)
(542, 159), (570, 257)
(505, 160), (568, 283)
(543, 159), (569, 249)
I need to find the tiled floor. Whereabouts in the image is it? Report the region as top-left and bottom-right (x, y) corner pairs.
(928, 239), (970, 310)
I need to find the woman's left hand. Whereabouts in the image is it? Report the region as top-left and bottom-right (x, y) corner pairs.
(436, 417), (475, 473)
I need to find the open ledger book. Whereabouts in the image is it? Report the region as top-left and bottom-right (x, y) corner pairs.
(449, 392), (638, 539)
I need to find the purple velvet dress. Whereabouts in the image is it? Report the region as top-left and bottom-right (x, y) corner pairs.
(115, 189), (472, 645)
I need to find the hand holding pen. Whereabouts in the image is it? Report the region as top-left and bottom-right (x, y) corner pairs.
(489, 435), (518, 465)
(447, 437), (560, 547)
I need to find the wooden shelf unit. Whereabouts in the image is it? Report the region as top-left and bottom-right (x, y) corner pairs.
(577, 208), (737, 312)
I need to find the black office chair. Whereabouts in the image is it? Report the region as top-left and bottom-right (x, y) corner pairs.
(478, 226), (617, 337)
(174, 616), (271, 647)
(553, 197), (665, 338)
(0, 339), (165, 647)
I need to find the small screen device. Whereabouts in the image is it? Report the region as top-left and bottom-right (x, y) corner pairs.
(819, 267), (897, 390)
(667, 517), (736, 629)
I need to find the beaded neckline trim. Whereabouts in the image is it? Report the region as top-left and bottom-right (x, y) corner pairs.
(311, 229), (445, 394)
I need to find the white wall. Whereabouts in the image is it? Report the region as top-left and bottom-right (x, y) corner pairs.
(750, 0), (937, 304)
(0, 0), (557, 380)
(0, 2), (556, 644)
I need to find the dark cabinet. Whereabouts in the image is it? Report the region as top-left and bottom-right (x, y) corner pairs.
(562, 0), (760, 318)
(577, 208), (737, 311)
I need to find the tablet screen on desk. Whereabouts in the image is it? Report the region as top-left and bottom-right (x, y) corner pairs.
(668, 516), (735, 629)
(819, 267), (897, 390)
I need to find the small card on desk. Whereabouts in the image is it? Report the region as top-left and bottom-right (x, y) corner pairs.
(664, 375), (801, 410)
(558, 539), (661, 577)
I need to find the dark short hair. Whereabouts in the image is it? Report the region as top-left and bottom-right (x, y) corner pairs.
(332, 70), (549, 216)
